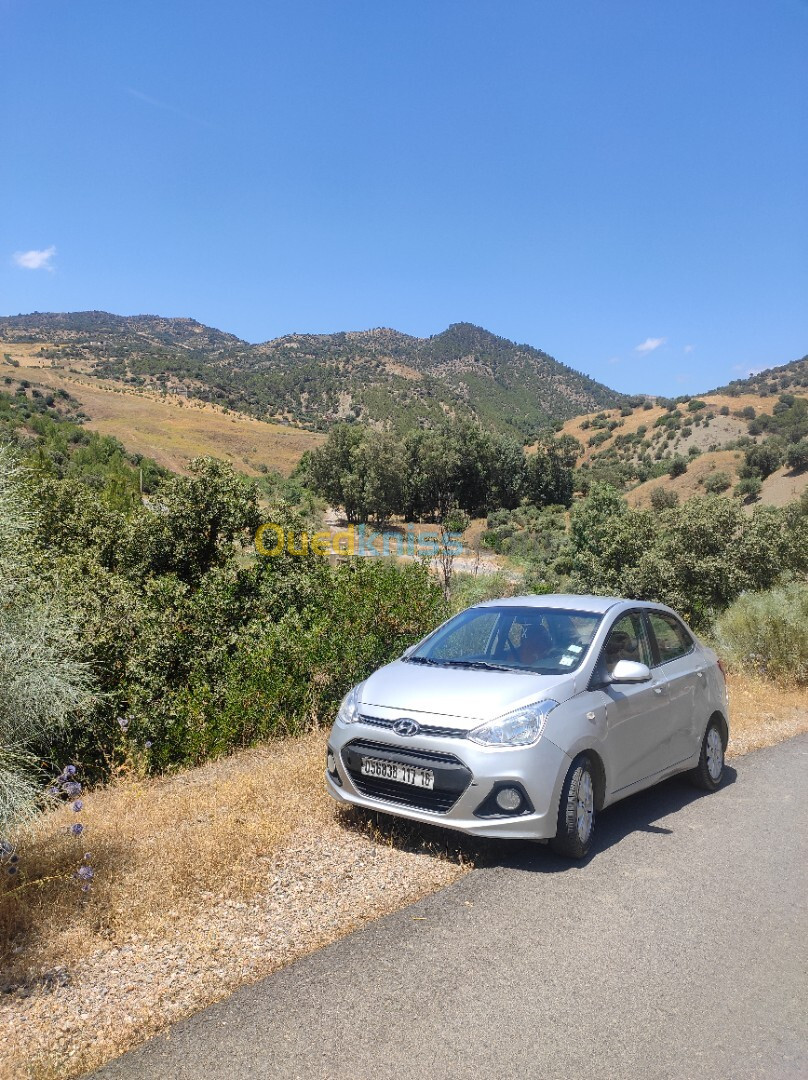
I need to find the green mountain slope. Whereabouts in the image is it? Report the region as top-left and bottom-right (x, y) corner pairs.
(0, 313), (624, 440)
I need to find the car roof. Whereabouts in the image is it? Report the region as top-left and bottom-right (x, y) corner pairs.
(473, 594), (631, 615)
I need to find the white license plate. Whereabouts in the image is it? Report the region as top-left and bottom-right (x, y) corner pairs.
(360, 757), (434, 789)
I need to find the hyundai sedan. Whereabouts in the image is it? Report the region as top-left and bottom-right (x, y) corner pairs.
(325, 595), (729, 858)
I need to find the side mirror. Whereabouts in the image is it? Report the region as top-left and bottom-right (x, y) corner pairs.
(609, 660), (652, 684)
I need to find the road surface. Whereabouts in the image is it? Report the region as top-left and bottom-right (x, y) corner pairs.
(91, 736), (808, 1080)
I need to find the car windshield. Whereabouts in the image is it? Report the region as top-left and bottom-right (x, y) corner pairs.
(409, 606), (603, 675)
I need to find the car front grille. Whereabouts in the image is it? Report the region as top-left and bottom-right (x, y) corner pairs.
(358, 714), (468, 739)
(342, 738), (472, 814)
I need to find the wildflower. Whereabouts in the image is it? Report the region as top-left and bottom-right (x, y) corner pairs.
(117, 716), (130, 731)
(70, 823), (84, 837)
(65, 765), (77, 777)
(77, 866), (94, 882)
(0, 840), (12, 856)
(72, 800), (83, 812)
(7, 865), (17, 876)
(64, 782), (82, 798)
(144, 741), (152, 749)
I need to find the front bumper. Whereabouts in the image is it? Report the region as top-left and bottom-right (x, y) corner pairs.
(326, 715), (570, 841)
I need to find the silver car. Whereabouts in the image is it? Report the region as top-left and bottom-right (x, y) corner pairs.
(325, 595), (729, 858)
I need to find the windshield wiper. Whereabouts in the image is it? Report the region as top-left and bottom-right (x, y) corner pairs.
(405, 655), (443, 665)
(440, 660), (514, 672)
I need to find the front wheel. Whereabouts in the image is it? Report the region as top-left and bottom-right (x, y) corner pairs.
(690, 718), (725, 791)
(550, 754), (596, 859)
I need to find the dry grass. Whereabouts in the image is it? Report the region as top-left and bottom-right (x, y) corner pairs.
(725, 673), (808, 757)
(1, 346), (323, 476)
(554, 390), (808, 466)
(625, 448), (744, 507)
(0, 675), (805, 1078)
(0, 733), (328, 977)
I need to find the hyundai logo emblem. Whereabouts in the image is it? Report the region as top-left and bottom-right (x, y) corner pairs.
(393, 718), (420, 737)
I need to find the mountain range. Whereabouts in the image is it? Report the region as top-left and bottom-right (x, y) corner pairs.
(0, 312), (625, 440)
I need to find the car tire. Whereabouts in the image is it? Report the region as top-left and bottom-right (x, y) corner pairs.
(550, 754), (596, 859)
(689, 718), (725, 791)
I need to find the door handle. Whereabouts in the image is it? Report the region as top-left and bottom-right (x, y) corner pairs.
(653, 686), (664, 694)
(697, 672), (704, 678)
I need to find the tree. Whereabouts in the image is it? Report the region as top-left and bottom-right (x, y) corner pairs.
(786, 439), (808, 473)
(121, 457), (262, 585)
(740, 442), (782, 480)
(435, 507), (470, 601)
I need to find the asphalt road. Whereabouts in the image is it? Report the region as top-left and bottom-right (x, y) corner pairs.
(92, 736), (808, 1080)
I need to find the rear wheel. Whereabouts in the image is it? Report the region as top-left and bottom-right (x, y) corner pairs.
(550, 755), (596, 859)
(690, 718), (725, 791)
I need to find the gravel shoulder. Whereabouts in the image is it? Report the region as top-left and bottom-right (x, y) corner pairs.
(0, 681), (805, 1079)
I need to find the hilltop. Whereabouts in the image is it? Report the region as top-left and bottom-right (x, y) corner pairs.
(0, 312), (624, 441)
(554, 358), (808, 508)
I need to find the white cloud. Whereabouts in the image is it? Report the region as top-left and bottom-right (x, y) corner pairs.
(635, 337), (666, 354)
(13, 245), (56, 271)
(683, 344), (694, 354)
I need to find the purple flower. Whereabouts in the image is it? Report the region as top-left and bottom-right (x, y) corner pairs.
(77, 866), (94, 882)
(7, 865), (17, 876)
(72, 800), (83, 812)
(65, 765), (77, 777)
(9, 855), (18, 864)
(70, 823), (84, 837)
(117, 716), (129, 730)
(64, 782), (82, 798)
(47, 786), (60, 798)
(144, 741), (152, 750)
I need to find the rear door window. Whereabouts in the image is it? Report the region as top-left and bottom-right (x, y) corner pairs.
(646, 612), (693, 665)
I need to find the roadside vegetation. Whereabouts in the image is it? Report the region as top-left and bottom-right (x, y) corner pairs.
(0, 367), (807, 1080)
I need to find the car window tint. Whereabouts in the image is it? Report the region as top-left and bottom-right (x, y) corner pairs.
(647, 612), (693, 664)
(429, 611), (498, 659)
(601, 612), (652, 675)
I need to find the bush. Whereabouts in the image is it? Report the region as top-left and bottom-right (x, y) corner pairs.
(786, 439), (808, 473)
(668, 456), (688, 477)
(734, 476), (762, 503)
(650, 487), (679, 510)
(702, 471), (732, 494)
(713, 583), (808, 685)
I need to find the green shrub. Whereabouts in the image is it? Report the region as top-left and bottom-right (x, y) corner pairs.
(702, 470), (732, 494)
(713, 583), (808, 685)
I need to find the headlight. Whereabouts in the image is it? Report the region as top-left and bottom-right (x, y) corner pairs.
(336, 684), (363, 726)
(468, 700), (558, 748)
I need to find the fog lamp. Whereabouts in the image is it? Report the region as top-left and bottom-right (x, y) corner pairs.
(326, 750), (337, 775)
(495, 786), (522, 812)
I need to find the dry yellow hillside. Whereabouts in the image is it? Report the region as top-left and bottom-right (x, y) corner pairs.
(626, 450), (744, 507)
(553, 389), (808, 465)
(1, 346), (323, 475)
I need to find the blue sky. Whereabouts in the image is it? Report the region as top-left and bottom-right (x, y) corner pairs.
(1, 0), (806, 396)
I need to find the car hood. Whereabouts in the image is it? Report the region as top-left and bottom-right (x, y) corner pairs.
(359, 659), (579, 726)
